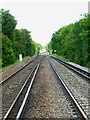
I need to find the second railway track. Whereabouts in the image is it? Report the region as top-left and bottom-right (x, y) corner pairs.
(50, 55), (90, 81)
(49, 55), (89, 119)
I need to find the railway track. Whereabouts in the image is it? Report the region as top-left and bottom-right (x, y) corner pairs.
(47, 56), (88, 120)
(0, 56), (38, 85)
(49, 55), (89, 119)
(1, 56), (40, 117)
(49, 56), (90, 119)
(3, 58), (41, 119)
(50, 55), (90, 81)
(2, 55), (89, 119)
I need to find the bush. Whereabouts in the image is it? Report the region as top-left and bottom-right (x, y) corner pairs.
(2, 34), (15, 67)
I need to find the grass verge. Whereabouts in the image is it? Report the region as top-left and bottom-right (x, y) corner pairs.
(0, 56), (34, 73)
(51, 54), (69, 62)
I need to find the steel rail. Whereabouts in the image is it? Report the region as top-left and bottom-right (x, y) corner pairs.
(50, 55), (90, 81)
(47, 56), (88, 120)
(3, 65), (36, 119)
(16, 62), (40, 120)
(0, 56), (38, 85)
(3, 58), (41, 119)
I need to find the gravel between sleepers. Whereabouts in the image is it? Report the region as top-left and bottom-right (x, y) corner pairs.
(67, 61), (90, 73)
(0, 56), (37, 81)
(49, 56), (89, 117)
(22, 56), (76, 118)
(2, 57), (39, 118)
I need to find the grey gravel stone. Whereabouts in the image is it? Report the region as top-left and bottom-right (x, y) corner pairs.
(49, 57), (89, 118)
(22, 56), (75, 118)
(1, 57), (39, 117)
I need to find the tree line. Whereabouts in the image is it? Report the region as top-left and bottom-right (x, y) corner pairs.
(0, 9), (41, 67)
(46, 14), (90, 68)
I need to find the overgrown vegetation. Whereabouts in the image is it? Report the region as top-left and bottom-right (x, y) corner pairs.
(46, 14), (90, 68)
(1, 9), (42, 67)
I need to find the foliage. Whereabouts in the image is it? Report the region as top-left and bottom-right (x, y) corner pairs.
(45, 41), (52, 54)
(1, 9), (41, 67)
(13, 29), (32, 59)
(31, 41), (41, 56)
(2, 34), (15, 67)
(1, 9), (17, 39)
(47, 14), (90, 67)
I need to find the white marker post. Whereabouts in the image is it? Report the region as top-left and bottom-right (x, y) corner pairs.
(54, 50), (56, 53)
(19, 54), (22, 62)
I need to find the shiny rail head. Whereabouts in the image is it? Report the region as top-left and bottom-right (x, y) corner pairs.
(3, 58), (41, 119)
(16, 62), (41, 119)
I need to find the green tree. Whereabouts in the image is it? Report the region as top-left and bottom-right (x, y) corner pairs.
(1, 9), (17, 39)
(46, 41), (52, 54)
(79, 14), (90, 66)
(20, 29), (32, 57)
(31, 41), (41, 56)
(0, 12), (2, 60)
(2, 34), (15, 67)
(47, 14), (90, 67)
(1, 9), (41, 67)
(13, 29), (32, 59)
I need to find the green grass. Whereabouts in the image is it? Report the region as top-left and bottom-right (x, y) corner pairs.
(0, 56), (33, 73)
(52, 54), (90, 68)
(52, 54), (69, 62)
(0, 60), (20, 73)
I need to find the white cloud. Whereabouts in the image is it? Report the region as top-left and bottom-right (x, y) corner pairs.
(0, 1), (88, 46)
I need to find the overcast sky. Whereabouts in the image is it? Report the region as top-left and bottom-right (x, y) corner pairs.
(0, 0), (89, 46)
